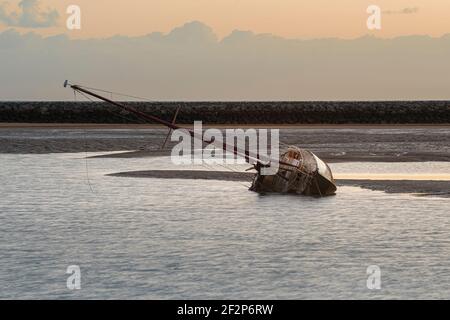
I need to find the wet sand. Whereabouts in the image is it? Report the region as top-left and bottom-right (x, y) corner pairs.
(1, 124), (449, 162)
(92, 149), (450, 163)
(1, 124), (449, 197)
(108, 170), (255, 182)
(338, 179), (450, 198)
(107, 170), (450, 198)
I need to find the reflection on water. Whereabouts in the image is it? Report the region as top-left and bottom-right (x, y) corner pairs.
(0, 153), (449, 299)
(331, 162), (450, 181)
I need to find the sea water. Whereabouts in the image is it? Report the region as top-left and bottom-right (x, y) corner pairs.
(0, 152), (449, 299)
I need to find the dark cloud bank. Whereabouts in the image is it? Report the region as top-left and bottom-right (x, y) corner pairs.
(1, 21), (450, 100)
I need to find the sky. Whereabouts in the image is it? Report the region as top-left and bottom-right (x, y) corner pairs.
(0, 1), (449, 100)
(0, 0), (449, 39)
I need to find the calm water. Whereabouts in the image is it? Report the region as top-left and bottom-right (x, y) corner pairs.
(1, 153), (449, 299)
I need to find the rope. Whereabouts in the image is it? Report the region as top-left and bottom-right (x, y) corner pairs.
(198, 158), (253, 189)
(76, 88), (164, 151)
(74, 89), (95, 193)
(75, 83), (155, 102)
(77, 90), (148, 125)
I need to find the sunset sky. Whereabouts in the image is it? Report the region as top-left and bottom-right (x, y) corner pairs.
(0, 0), (449, 39)
(1, 1), (450, 100)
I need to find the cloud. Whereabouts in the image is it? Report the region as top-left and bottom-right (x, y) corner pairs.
(1, 21), (450, 100)
(383, 7), (419, 15)
(0, 0), (59, 28)
(165, 21), (217, 44)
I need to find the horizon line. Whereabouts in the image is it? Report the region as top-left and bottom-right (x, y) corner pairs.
(1, 20), (450, 42)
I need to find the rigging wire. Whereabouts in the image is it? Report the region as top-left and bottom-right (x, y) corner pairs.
(72, 84), (272, 190)
(215, 162), (253, 189)
(74, 83), (155, 102)
(198, 161), (251, 189)
(76, 88), (163, 151)
(77, 90), (148, 125)
(199, 148), (254, 189)
(74, 89), (95, 193)
(75, 91), (173, 157)
(73, 83), (289, 155)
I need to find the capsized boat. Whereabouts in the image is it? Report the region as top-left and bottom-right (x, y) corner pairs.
(250, 146), (336, 196)
(64, 80), (337, 197)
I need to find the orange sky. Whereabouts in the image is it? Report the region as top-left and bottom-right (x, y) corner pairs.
(0, 0), (449, 39)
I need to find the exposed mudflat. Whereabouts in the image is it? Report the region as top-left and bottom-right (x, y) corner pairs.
(1, 126), (449, 163)
(338, 179), (450, 198)
(107, 170), (450, 198)
(108, 169), (255, 181)
(1, 126), (448, 197)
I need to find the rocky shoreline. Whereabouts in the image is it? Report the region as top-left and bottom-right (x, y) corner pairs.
(1, 101), (449, 124)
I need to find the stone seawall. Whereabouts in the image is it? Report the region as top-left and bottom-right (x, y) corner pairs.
(0, 101), (449, 124)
